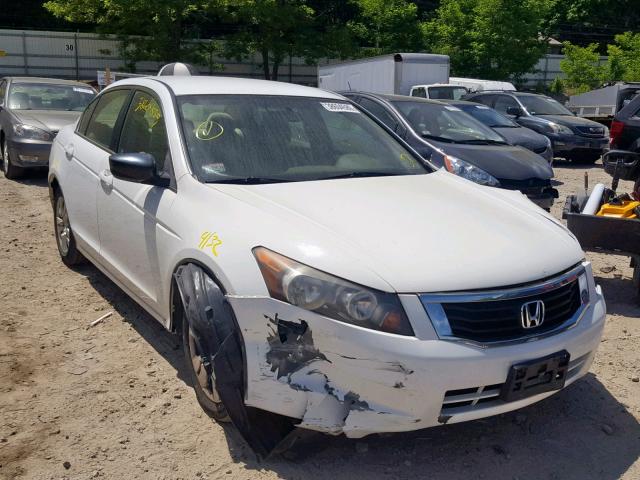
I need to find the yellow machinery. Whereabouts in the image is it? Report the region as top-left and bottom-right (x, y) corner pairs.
(596, 200), (640, 218)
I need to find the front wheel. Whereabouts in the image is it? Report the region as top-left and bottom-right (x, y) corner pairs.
(53, 189), (84, 266)
(182, 311), (230, 422)
(2, 141), (25, 180)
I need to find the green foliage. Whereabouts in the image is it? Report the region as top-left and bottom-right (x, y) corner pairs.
(559, 42), (604, 93)
(221, 0), (356, 80)
(548, 76), (565, 95)
(44, 0), (209, 65)
(348, 0), (424, 55)
(606, 32), (640, 82)
(424, 0), (553, 80)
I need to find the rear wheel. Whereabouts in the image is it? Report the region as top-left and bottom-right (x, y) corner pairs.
(181, 306), (230, 423)
(53, 189), (84, 266)
(2, 140), (25, 180)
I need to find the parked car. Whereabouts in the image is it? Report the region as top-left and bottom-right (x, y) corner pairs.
(341, 92), (557, 209)
(49, 76), (605, 456)
(0, 76), (96, 179)
(443, 100), (553, 163)
(603, 92), (640, 196)
(465, 91), (608, 163)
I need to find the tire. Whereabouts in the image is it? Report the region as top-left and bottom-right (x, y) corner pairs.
(181, 305), (231, 423)
(53, 189), (84, 266)
(2, 140), (25, 180)
(570, 152), (601, 164)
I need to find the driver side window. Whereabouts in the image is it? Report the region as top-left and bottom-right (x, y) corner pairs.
(117, 91), (170, 174)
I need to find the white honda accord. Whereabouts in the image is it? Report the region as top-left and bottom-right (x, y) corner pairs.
(48, 76), (606, 456)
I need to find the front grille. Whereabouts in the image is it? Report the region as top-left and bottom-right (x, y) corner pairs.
(498, 178), (552, 196)
(441, 279), (582, 343)
(576, 125), (605, 137)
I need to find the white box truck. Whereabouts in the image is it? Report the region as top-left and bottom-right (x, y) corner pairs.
(318, 53), (450, 96)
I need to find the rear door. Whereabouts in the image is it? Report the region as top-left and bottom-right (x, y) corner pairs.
(64, 88), (131, 257)
(96, 88), (176, 316)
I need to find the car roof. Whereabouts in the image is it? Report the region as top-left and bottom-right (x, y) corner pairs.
(340, 91), (449, 106)
(3, 76), (92, 87)
(439, 99), (483, 106)
(111, 75), (345, 100)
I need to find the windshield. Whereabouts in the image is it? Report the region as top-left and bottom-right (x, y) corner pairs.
(458, 104), (518, 128)
(518, 95), (573, 116)
(427, 86), (468, 100)
(177, 95), (430, 183)
(8, 83), (96, 111)
(391, 100), (507, 144)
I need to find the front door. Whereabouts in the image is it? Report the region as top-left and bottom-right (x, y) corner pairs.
(96, 89), (176, 315)
(66, 88), (131, 257)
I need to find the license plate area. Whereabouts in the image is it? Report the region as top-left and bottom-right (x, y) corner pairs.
(500, 350), (570, 402)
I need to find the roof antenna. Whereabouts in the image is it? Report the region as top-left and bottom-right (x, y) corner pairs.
(347, 80), (352, 91)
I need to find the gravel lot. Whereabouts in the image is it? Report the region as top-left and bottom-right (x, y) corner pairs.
(1, 161), (639, 480)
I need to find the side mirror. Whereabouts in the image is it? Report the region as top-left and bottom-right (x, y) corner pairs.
(506, 106), (523, 117)
(109, 152), (168, 186)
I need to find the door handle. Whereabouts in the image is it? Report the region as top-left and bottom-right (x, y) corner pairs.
(99, 169), (113, 189)
(64, 144), (74, 159)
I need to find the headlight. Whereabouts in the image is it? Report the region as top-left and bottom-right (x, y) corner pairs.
(12, 124), (53, 141)
(546, 123), (573, 135)
(444, 155), (500, 186)
(253, 247), (414, 336)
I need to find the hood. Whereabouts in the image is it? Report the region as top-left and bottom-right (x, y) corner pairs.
(11, 110), (81, 133)
(536, 114), (603, 128)
(493, 126), (549, 151)
(212, 171), (583, 293)
(426, 140), (553, 181)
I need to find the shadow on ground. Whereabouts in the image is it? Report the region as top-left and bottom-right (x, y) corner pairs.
(76, 263), (640, 480)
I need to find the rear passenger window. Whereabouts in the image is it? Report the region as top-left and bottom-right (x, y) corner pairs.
(117, 91), (169, 173)
(411, 87), (426, 98)
(84, 89), (130, 150)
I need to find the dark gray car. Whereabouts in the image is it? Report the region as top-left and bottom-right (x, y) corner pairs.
(0, 77), (96, 179)
(342, 92), (558, 209)
(465, 91), (608, 163)
(444, 100), (553, 163)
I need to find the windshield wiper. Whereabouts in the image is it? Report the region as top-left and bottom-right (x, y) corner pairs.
(317, 171), (405, 181)
(207, 176), (294, 185)
(456, 139), (508, 145)
(420, 133), (454, 143)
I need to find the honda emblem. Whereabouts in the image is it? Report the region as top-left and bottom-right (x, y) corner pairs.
(521, 300), (545, 329)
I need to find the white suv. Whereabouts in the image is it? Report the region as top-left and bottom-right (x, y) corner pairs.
(48, 76), (606, 457)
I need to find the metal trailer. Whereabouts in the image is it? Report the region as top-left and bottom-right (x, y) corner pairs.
(317, 53), (450, 96)
(567, 82), (640, 125)
(563, 195), (640, 296)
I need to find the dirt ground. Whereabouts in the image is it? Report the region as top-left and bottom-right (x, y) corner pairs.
(1, 160), (639, 480)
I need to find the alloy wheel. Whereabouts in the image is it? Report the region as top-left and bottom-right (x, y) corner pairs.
(188, 327), (221, 403)
(55, 196), (71, 256)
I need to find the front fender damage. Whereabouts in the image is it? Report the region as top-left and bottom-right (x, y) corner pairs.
(173, 264), (297, 458)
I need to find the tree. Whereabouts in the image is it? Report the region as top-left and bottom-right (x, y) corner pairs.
(44, 0), (210, 65)
(606, 32), (640, 82)
(559, 42), (605, 93)
(424, 0), (553, 80)
(348, 0), (424, 55)
(221, 0), (356, 80)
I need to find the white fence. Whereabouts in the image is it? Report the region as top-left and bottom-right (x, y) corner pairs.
(0, 28), (597, 88)
(0, 29), (317, 84)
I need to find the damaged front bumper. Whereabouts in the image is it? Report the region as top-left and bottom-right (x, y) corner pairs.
(226, 269), (606, 440)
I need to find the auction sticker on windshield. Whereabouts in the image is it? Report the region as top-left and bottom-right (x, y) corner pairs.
(321, 102), (359, 113)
